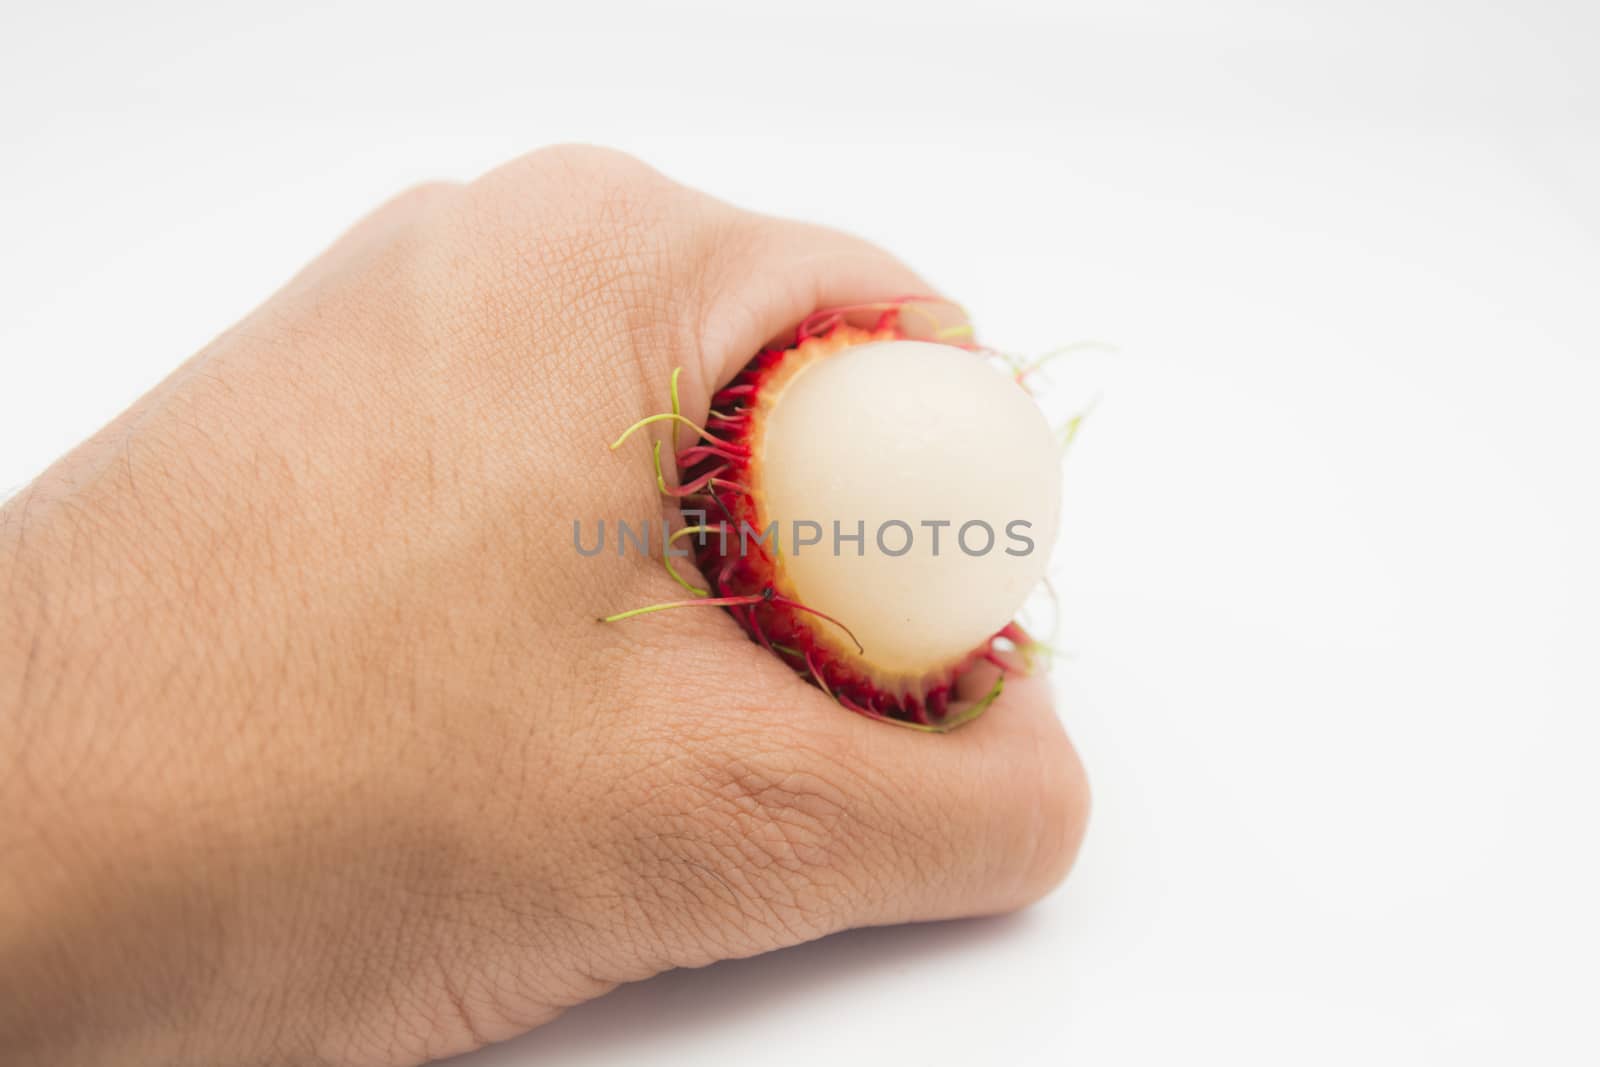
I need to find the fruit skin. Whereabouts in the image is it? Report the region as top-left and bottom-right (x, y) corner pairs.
(679, 300), (1032, 730)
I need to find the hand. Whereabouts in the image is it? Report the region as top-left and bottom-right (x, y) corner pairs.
(0, 146), (1089, 1066)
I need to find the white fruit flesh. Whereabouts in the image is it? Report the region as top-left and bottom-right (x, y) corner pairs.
(757, 340), (1061, 678)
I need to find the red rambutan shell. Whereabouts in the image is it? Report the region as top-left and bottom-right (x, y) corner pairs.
(680, 301), (1032, 729)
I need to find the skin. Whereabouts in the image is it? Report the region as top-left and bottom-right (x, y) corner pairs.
(0, 146), (1090, 1066)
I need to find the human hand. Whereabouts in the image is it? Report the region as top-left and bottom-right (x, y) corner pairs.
(0, 146), (1089, 1066)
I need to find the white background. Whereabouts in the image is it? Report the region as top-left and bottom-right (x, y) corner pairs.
(4, 2), (1597, 1064)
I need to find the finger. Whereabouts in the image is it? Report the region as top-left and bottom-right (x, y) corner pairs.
(822, 660), (1089, 924)
(614, 621), (1088, 963)
(681, 214), (971, 420)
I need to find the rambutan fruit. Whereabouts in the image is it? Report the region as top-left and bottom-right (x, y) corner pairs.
(607, 298), (1063, 731)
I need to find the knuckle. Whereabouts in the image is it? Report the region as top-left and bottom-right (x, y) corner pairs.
(446, 144), (738, 439)
(518, 143), (666, 189)
(457, 144), (708, 347)
(381, 179), (464, 222)
(475, 143), (684, 239)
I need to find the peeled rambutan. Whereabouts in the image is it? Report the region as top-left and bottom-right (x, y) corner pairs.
(608, 298), (1062, 731)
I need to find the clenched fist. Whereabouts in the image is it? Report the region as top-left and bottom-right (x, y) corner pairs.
(0, 146), (1088, 1066)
